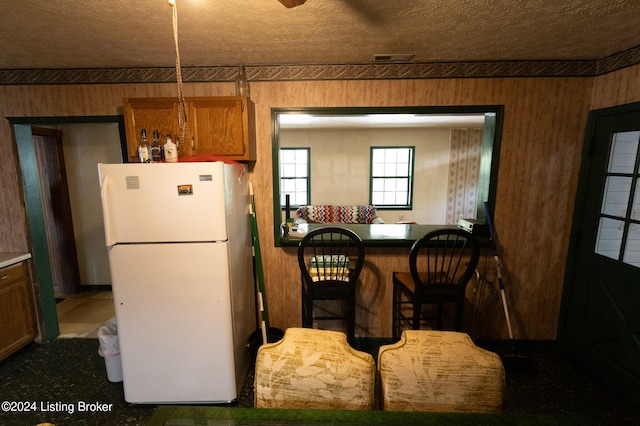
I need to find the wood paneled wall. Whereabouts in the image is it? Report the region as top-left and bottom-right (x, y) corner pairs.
(2, 65), (640, 340)
(591, 65), (640, 109)
(250, 78), (594, 340)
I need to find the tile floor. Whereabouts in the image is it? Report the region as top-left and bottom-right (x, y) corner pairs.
(55, 290), (115, 338)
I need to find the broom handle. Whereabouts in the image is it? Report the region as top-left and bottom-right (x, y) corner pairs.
(484, 202), (516, 342)
(250, 182), (270, 344)
(496, 257), (515, 340)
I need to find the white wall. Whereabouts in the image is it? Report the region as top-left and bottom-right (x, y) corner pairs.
(281, 127), (452, 223)
(61, 123), (122, 286)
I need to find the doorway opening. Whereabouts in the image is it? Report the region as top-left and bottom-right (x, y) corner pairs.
(10, 116), (127, 341)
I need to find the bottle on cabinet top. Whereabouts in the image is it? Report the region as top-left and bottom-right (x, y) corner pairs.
(234, 64), (250, 98)
(150, 130), (164, 162)
(164, 134), (178, 163)
(138, 129), (150, 163)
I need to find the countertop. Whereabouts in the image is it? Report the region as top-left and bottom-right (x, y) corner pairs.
(0, 252), (32, 269)
(278, 223), (491, 247)
(280, 223), (458, 247)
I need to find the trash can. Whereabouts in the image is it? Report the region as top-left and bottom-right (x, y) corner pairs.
(97, 318), (123, 383)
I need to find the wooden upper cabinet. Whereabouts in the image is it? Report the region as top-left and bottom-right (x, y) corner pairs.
(123, 98), (179, 163)
(123, 96), (256, 163)
(188, 97), (255, 160)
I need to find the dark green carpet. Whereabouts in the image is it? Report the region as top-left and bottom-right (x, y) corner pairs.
(0, 339), (154, 425)
(0, 338), (638, 425)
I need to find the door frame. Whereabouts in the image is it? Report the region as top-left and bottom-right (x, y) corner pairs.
(9, 116), (127, 342)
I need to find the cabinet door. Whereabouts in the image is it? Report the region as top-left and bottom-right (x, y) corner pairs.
(187, 97), (256, 161)
(0, 262), (36, 361)
(123, 98), (179, 162)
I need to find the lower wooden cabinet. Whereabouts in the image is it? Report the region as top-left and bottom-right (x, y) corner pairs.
(0, 261), (36, 361)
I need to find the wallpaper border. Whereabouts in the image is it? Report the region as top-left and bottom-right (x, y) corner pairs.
(1, 45), (638, 85)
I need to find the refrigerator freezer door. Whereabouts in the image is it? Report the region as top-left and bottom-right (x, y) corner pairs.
(99, 162), (229, 244)
(109, 242), (238, 404)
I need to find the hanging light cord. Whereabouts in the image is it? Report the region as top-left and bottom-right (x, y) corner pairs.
(169, 0), (188, 149)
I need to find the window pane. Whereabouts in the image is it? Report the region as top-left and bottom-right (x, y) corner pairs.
(608, 131), (639, 174)
(283, 164), (296, 177)
(282, 180), (295, 193)
(372, 163), (385, 176)
(626, 178), (640, 267)
(595, 217), (624, 260)
(289, 192), (304, 206)
(383, 192), (395, 205)
(296, 149), (308, 163)
(623, 224), (640, 267)
(372, 149), (385, 163)
(384, 163), (397, 176)
(385, 149), (397, 163)
(295, 179), (307, 192)
(281, 150), (295, 163)
(372, 178), (384, 192)
(295, 163), (307, 177)
(601, 176), (631, 217)
(632, 181), (640, 219)
(396, 178), (408, 191)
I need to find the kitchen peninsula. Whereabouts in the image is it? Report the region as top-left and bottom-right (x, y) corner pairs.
(277, 223), (493, 338)
(279, 223), (486, 247)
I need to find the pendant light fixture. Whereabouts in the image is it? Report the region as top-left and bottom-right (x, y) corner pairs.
(277, 0), (307, 7)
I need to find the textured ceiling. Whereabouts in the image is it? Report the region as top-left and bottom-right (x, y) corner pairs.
(2, 0), (640, 70)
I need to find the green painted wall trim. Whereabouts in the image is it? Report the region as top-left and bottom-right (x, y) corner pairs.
(271, 105), (504, 247)
(9, 115), (126, 342)
(13, 124), (60, 341)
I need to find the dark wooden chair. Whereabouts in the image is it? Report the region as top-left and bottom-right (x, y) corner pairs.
(298, 227), (365, 343)
(392, 228), (479, 340)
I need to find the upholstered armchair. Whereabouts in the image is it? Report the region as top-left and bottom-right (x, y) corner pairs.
(254, 327), (376, 410)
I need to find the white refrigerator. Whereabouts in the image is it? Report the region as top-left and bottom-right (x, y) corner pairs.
(98, 161), (255, 404)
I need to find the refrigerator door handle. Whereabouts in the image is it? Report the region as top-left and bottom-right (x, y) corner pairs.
(101, 173), (116, 247)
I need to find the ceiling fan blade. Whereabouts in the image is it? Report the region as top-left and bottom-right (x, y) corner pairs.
(277, 0), (307, 8)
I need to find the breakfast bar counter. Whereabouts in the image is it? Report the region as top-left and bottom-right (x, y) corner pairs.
(280, 223), (463, 247)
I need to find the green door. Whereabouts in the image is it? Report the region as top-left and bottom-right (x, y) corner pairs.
(562, 102), (640, 408)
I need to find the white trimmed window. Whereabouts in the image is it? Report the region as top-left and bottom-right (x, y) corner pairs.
(280, 148), (310, 207)
(370, 146), (414, 209)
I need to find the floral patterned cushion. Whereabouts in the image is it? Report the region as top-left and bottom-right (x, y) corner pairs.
(254, 327), (376, 410)
(378, 330), (505, 412)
